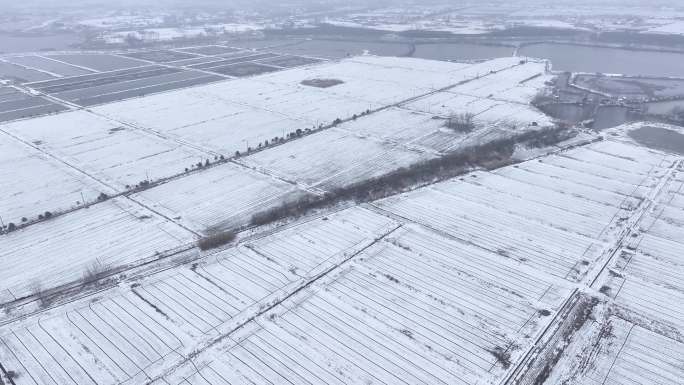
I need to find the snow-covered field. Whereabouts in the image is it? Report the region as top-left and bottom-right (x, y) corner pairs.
(160, 222), (573, 385)
(0, 55), (554, 266)
(131, 162), (305, 233)
(596, 155), (684, 334)
(377, 140), (675, 281)
(402, 60), (553, 127)
(0, 198), (195, 302)
(242, 118), (437, 191)
(1, 129), (683, 384)
(92, 79), (364, 155)
(1, 110), (210, 190)
(0, 207), (399, 384)
(4, 55), (92, 78)
(545, 313), (684, 385)
(0, 131), (107, 225)
(241, 59), (552, 192)
(7, 52), (684, 385)
(0, 202), (573, 385)
(91, 56), (531, 157)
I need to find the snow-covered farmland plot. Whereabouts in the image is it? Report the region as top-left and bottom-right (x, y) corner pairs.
(401, 62), (553, 128)
(0, 207), (400, 384)
(445, 61), (549, 102)
(91, 56), (537, 157)
(1, 110), (209, 190)
(241, 64), (554, 193)
(257, 55), (525, 105)
(599, 163), (684, 333)
(43, 54), (149, 72)
(246, 206), (399, 278)
(546, 316), (684, 385)
(376, 140), (675, 281)
(91, 75), (375, 155)
(0, 132), (106, 225)
(0, 198), (195, 301)
(160, 223), (572, 385)
(5, 55), (93, 77)
(132, 162), (305, 233)
(0, 291), (186, 385)
(242, 124), (436, 191)
(327, 107), (488, 154)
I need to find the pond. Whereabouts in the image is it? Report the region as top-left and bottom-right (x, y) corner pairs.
(538, 103), (593, 123)
(628, 126), (684, 155)
(593, 106), (633, 130)
(644, 99), (684, 115)
(519, 43), (684, 78)
(539, 103), (633, 130)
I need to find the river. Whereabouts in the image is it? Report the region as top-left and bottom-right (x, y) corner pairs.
(519, 43), (684, 78)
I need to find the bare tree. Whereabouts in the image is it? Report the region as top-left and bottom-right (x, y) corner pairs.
(446, 112), (476, 133)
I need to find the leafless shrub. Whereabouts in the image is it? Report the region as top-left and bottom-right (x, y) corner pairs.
(83, 259), (110, 283)
(198, 230), (237, 251)
(489, 346), (512, 369)
(28, 281), (51, 309)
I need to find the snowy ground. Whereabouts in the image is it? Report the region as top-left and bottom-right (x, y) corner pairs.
(131, 162), (306, 234)
(241, 59), (551, 192)
(241, 115), (438, 191)
(0, 131), (107, 226)
(2, 129), (682, 385)
(5, 55), (682, 385)
(0, 55), (553, 295)
(92, 56), (531, 158)
(1, 110), (211, 191)
(0, 197), (196, 302)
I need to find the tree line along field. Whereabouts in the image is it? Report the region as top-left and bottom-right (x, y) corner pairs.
(1, 130), (683, 384)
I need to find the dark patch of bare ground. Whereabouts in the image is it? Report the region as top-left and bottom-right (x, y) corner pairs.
(300, 78), (344, 88)
(628, 126), (684, 155)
